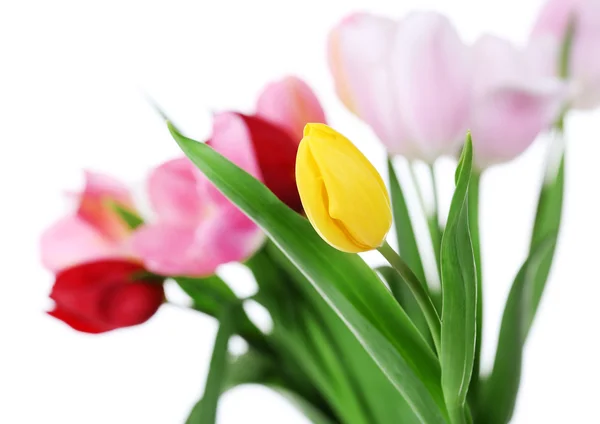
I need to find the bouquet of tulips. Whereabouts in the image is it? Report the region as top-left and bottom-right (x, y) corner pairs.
(41, 1), (598, 423)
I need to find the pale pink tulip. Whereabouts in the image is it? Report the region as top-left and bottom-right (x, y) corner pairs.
(256, 76), (326, 142)
(131, 113), (265, 277)
(41, 172), (137, 272)
(328, 12), (472, 162)
(469, 36), (566, 168)
(532, 0), (600, 108)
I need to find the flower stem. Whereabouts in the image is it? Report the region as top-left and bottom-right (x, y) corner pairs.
(378, 241), (441, 354)
(409, 162), (442, 275)
(426, 164), (443, 270)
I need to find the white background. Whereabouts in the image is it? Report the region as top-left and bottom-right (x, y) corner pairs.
(1, 0), (599, 422)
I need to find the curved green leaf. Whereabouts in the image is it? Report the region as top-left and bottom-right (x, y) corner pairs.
(187, 308), (235, 424)
(169, 123), (448, 423)
(477, 236), (556, 424)
(387, 160), (434, 347)
(272, 246), (423, 424)
(175, 276), (272, 356)
(440, 135), (477, 423)
(527, 152), (564, 332)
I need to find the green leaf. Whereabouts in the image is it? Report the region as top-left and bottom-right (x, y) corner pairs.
(467, 171), (482, 402)
(110, 202), (144, 230)
(440, 135), (477, 422)
(187, 307), (235, 424)
(169, 123), (448, 423)
(275, 388), (338, 424)
(387, 160), (434, 347)
(175, 276), (271, 356)
(387, 159), (428, 286)
(274, 247), (423, 424)
(477, 236), (557, 424)
(527, 153), (564, 332)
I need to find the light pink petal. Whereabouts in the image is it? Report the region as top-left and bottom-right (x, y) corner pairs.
(130, 224), (198, 276)
(40, 216), (125, 272)
(391, 11), (472, 161)
(131, 209), (264, 277)
(570, 0), (600, 108)
(255, 76), (326, 142)
(208, 112), (262, 180)
(82, 171), (133, 207)
(147, 157), (202, 226)
(532, 0), (580, 38)
(470, 86), (564, 168)
(204, 112), (263, 206)
(77, 171), (135, 242)
(328, 13), (412, 155)
(470, 35), (567, 167)
(532, 0), (600, 109)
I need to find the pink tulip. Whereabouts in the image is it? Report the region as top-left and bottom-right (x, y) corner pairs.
(469, 35), (567, 168)
(532, 0), (600, 109)
(131, 113), (266, 277)
(256, 76), (326, 142)
(328, 12), (472, 162)
(41, 172), (137, 272)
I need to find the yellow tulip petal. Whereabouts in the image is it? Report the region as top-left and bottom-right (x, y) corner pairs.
(296, 139), (365, 253)
(296, 124), (392, 253)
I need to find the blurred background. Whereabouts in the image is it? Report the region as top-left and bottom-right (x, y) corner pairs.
(1, 0), (599, 422)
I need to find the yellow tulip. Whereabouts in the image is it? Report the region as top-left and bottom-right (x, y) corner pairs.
(296, 123), (392, 253)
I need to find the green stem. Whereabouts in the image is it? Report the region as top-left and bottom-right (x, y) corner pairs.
(427, 164), (443, 270)
(467, 171), (482, 401)
(377, 241), (441, 354)
(409, 162), (442, 274)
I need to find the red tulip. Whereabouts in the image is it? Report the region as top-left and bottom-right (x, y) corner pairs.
(48, 260), (164, 333)
(208, 113), (303, 212)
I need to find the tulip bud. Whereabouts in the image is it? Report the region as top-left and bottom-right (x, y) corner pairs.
(48, 260), (164, 333)
(296, 124), (392, 253)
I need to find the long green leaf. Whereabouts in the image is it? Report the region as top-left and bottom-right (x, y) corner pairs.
(273, 246), (423, 424)
(187, 308), (235, 424)
(175, 275), (272, 357)
(477, 236), (556, 424)
(169, 123), (448, 423)
(440, 135), (477, 423)
(527, 152), (564, 332)
(387, 159), (434, 346)
(467, 171), (482, 402)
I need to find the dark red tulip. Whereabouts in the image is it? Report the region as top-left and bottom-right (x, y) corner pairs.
(48, 260), (164, 333)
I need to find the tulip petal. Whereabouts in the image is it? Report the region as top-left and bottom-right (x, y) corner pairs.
(104, 283), (165, 327)
(40, 216), (123, 272)
(237, 114), (304, 212)
(48, 307), (114, 333)
(391, 12), (472, 160)
(147, 157), (202, 226)
(131, 211), (264, 277)
(532, 0), (600, 109)
(532, 0), (579, 38)
(470, 35), (566, 167)
(297, 124), (391, 253)
(255, 76), (326, 141)
(296, 140), (362, 253)
(328, 14), (411, 154)
(48, 260), (162, 333)
(208, 112), (262, 180)
(470, 87), (563, 167)
(77, 171), (134, 242)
